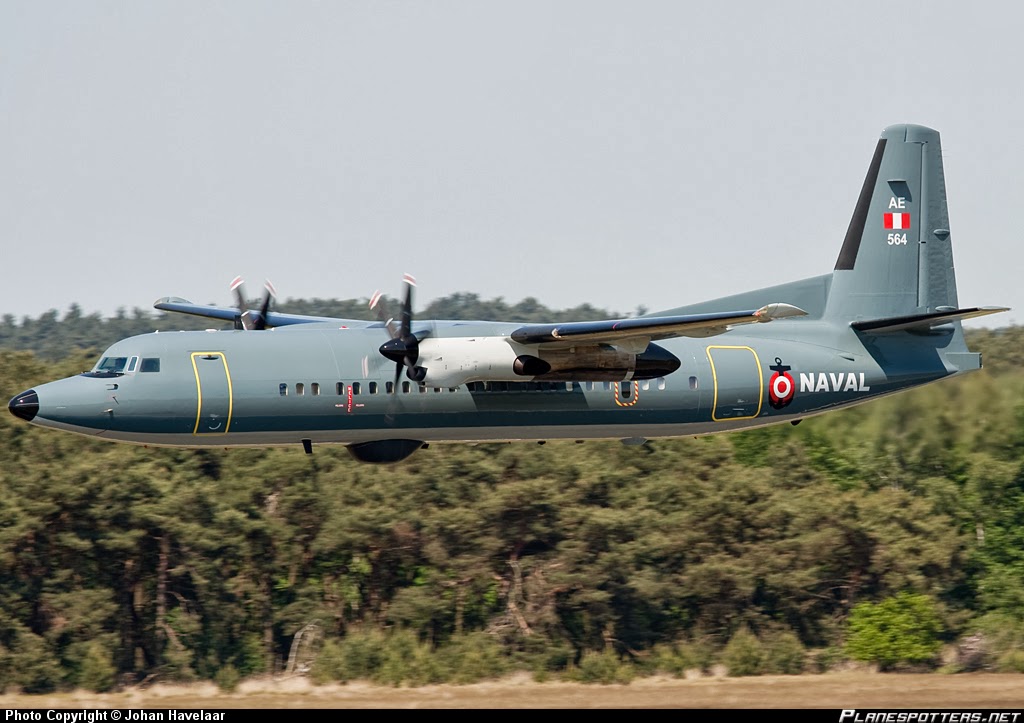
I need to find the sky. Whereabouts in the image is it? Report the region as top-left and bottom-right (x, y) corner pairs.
(2, 1), (1022, 326)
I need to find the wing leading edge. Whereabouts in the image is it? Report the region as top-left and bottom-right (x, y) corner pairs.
(510, 303), (807, 348)
(153, 297), (350, 328)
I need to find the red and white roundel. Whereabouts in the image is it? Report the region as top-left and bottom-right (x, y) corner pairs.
(769, 371), (795, 408)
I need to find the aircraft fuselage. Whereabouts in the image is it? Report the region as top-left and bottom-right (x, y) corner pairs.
(14, 319), (973, 454)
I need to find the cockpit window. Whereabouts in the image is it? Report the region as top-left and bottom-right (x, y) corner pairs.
(81, 356), (128, 378)
(140, 358), (161, 373)
(98, 357), (128, 373)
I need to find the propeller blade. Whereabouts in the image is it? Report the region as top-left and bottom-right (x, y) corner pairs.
(230, 276), (255, 330)
(399, 273), (415, 340)
(253, 280), (276, 331)
(370, 290), (399, 339)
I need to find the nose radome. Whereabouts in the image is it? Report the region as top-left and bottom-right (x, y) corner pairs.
(9, 389), (39, 422)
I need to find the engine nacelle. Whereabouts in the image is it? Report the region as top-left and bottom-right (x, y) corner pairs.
(533, 342), (680, 381)
(412, 337), (680, 387)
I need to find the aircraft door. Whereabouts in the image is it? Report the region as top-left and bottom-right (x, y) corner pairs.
(706, 346), (763, 421)
(191, 352), (233, 434)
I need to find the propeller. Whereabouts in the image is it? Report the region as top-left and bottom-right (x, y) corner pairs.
(230, 276), (276, 330)
(373, 274), (424, 391)
(368, 289), (399, 339)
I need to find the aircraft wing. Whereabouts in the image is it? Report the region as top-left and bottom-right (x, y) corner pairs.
(153, 297), (351, 328)
(509, 303), (807, 347)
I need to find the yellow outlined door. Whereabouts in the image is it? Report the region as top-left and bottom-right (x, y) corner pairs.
(706, 346), (763, 421)
(191, 352), (233, 434)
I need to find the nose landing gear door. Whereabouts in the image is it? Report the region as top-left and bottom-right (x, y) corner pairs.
(191, 352), (233, 434)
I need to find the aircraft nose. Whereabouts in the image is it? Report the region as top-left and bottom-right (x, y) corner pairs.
(9, 389), (39, 422)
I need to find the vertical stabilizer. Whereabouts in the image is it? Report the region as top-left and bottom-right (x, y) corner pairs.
(826, 124), (958, 322)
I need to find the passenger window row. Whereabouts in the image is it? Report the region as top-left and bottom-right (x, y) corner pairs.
(278, 381), (454, 396)
(467, 378), (674, 393)
(276, 376), (687, 397)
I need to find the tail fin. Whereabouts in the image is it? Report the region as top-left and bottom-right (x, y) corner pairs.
(826, 124), (959, 322)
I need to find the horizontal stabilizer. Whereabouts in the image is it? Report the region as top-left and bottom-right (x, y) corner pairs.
(511, 303), (807, 347)
(851, 306), (1009, 334)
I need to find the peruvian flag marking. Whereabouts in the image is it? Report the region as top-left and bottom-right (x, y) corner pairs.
(884, 212), (910, 230)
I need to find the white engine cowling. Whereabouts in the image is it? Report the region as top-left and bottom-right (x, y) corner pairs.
(414, 337), (529, 387)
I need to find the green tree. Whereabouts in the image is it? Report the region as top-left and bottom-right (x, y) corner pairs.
(722, 627), (765, 676)
(846, 592), (943, 670)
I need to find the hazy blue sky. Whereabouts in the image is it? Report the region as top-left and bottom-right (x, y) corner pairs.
(2, 1), (1021, 326)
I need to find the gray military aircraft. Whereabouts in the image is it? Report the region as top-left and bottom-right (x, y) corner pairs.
(8, 124), (1009, 463)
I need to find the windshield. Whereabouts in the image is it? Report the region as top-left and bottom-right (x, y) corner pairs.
(81, 356), (128, 378)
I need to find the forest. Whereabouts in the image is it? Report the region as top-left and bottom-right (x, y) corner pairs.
(1, 297), (1023, 692)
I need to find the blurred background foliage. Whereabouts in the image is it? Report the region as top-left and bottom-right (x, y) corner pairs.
(1, 301), (1023, 690)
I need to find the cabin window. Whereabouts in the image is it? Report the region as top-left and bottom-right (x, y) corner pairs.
(603, 382), (611, 391)
(279, 383), (288, 396)
(402, 381), (411, 393)
(296, 383), (305, 396)
(386, 381), (395, 394)
(369, 381), (378, 395)
(419, 384), (427, 394)
(565, 382), (573, 391)
(585, 381), (594, 392)
(641, 380), (650, 391)
(620, 381), (632, 399)
(657, 377), (667, 391)
(311, 383), (320, 396)
(449, 387), (457, 393)
(140, 358), (161, 373)
(434, 387), (441, 393)
(336, 382), (344, 395)
(689, 376), (698, 390)
(352, 382), (361, 395)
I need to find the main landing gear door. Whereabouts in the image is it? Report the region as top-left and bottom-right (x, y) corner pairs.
(191, 352), (233, 434)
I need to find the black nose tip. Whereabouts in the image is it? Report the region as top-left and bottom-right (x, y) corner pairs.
(9, 389), (39, 422)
